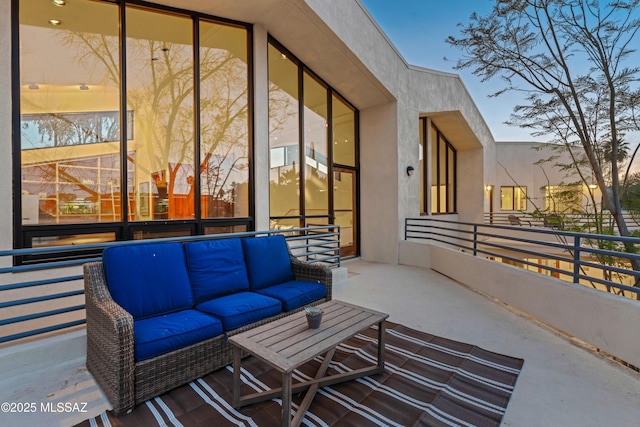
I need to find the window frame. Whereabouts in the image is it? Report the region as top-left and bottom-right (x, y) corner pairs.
(500, 186), (527, 211)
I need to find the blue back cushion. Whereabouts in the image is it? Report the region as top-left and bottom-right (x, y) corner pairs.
(242, 235), (295, 290)
(102, 243), (194, 320)
(184, 238), (250, 303)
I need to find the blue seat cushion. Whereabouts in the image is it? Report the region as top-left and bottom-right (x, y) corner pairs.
(184, 238), (250, 303)
(256, 280), (327, 312)
(242, 235), (295, 291)
(102, 243), (193, 320)
(133, 309), (223, 361)
(196, 292), (282, 331)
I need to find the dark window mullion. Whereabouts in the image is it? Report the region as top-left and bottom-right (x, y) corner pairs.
(120, 2), (129, 231)
(298, 65), (305, 228)
(193, 17), (201, 226)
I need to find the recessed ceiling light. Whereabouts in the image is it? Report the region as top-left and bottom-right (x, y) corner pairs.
(52, 0), (67, 6)
(48, 19), (62, 26)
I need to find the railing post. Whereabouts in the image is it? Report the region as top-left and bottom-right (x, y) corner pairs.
(473, 225), (478, 256)
(404, 218), (408, 240)
(573, 235), (581, 284)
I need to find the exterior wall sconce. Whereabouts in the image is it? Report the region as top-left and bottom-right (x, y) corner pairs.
(79, 84), (89, 91)
(406, 166), (415, 176)
(588, 183), (598, 190)
(485, 184), (493, 191)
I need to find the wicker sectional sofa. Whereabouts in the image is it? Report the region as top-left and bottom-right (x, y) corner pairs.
(83, 235), (332, 416)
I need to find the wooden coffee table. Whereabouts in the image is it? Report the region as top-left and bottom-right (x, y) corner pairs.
(229, 300), (389, 427)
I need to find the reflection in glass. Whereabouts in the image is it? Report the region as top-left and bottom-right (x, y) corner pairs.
(430, 125), (456, 214)
(430, 125), (438, 213)
(268, 44), (300, 223)
(332, 95), (355, 167)
(19, 0), (121, 225)
(126, 7), (195, 221)
(199, 21), (249, 219)
(303, 72), (328, 216)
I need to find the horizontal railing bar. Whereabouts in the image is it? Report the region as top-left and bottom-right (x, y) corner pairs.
(0, 275), (84, 292)
(0, 320), (86, 344)
(0, 257), (102, 275)
(471, 247), (572, 277)
(0, 290), (84, 309)
(0, 305), (85, 326)
(576, 259), (640, 278)
(405, 217), (640, 297)
(575, 274), (640, 293)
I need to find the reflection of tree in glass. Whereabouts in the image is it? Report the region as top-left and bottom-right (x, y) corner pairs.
(61, 27), (251, 219)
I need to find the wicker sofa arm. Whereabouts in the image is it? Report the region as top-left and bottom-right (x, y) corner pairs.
(289, 255), (333, 300)
(83, 262), (136, 415)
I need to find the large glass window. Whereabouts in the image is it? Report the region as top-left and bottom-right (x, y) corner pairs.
(199, 21), (250, 219)
(545, 185), (582, 214)
(268, 40), (359, 254)
(303, 72), (329, 220)
(17, 0), (251, 248)
(332, 95), (356, 167)
(428, 123), (456, 214)
(19, 0), (121, 226)
(268, 43), (301, 228)
(126, 7), (195, 221)
(501, 186), (527, 211)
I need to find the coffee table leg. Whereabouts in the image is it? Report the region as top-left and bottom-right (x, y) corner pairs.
(281, 372), (292, 427)
(232, 346), (242, 408)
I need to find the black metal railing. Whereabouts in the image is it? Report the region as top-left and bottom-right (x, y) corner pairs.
(0, 226), (340, 345)
(406, 217), (640, 299)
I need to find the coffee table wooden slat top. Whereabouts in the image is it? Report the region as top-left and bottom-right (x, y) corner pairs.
(229, 300), (388, 373)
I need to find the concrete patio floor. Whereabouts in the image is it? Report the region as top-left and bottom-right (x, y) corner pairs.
(1, 259), (640, 426)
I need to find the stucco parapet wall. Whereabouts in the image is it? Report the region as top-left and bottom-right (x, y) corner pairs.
(399, 240), (640, 370)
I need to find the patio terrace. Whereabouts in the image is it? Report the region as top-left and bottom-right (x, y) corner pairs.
(1, 257), (640, 427)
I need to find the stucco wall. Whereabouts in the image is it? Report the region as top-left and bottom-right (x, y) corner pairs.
(252, 25), (271, 232)
(360, 103), (399, 262)
(399, 240), (640, 369)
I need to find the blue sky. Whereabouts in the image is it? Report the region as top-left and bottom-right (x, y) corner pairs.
(359, 0), (541, 142)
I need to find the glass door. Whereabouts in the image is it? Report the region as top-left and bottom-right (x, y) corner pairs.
(333, 168), (357, 257)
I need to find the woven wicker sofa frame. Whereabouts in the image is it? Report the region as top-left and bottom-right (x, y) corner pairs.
(83, 254), (333, 416)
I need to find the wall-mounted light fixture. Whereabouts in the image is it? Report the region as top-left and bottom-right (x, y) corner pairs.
(588, 183), (598, 190)
(48, 19), (62, 26)
(485, 184), (493, 191)
(79, 84), (89, 91)
(406, 166), (415, 176)
(28, 83), (39, 90)
(52, 0), (67, 6)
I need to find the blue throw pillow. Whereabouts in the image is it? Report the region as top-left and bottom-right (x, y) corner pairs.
(102, 243), (193, 320)
(241, 235), (295, 290)
(184, 238), (250, 303)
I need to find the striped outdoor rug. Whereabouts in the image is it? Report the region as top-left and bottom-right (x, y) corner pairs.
(77, 322), (523, 427)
